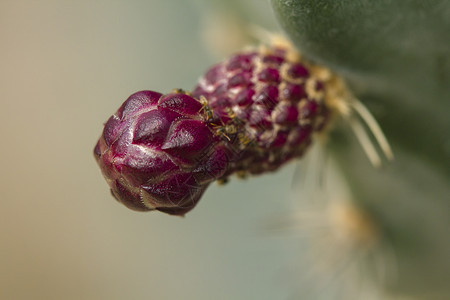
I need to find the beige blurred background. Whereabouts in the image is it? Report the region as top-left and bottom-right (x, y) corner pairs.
(0, 1), (301, 299)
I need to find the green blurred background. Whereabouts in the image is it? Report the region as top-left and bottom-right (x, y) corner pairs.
(0, 1), (302, 299)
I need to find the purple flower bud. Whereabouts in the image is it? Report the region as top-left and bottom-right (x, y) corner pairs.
(95, 44), (336, 216)
(94, 91), (229, 215)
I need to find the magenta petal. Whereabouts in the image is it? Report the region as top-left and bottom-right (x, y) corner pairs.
(111, 180), (150, 212)
(133, 108), (181, 147)
(158, 93), (203, 116)
(103, 115), (122, 147)
(117, 90), (162, 119)
(161, 119), (213, 165)
(141, 173), (206, 215)
(111, 122), (133, 158)
(121, 146), (177, 186)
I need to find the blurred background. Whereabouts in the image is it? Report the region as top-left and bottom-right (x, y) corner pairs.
(0, 1), (306, 299)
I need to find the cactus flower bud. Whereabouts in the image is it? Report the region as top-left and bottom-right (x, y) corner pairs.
(94, 91), (229, 215)
(94, 41), (373, 216)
